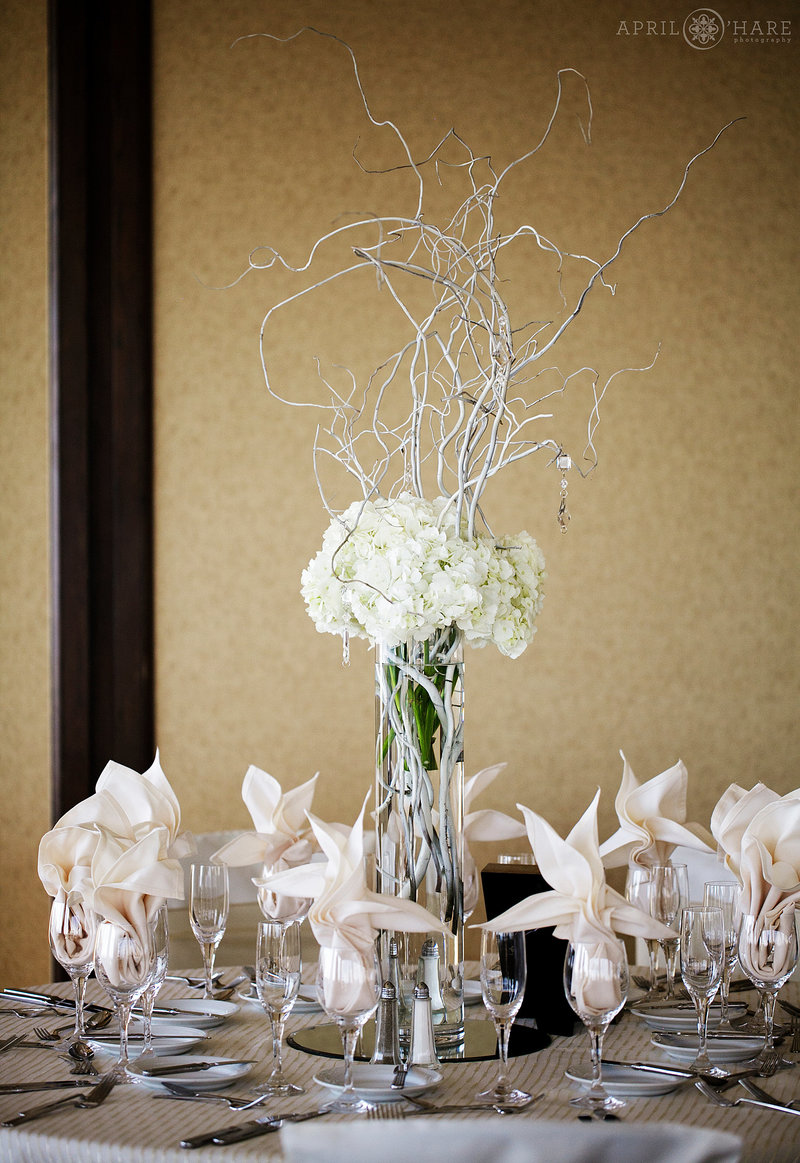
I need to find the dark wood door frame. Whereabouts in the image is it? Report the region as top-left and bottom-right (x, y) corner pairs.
(49, 1), (155, 822)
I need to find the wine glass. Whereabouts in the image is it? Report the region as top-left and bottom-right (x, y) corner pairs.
(625, 867), (659, 994)
(680, 905), (725, 1077)
(738, 910), (798, 1070)
(650, 863), (688, 999)
(189, 863), (229, 999)
(703, 883), (741, 1025)
(316, 944), (381, 1113)
(255, 861), (312, 925)
(48, 895), (98, 1053)
(254, 920), (303, 1096)
(93, 919), (155, 1081)
(476, 929), (530, 1106)
(564, 939), (629, 1114)
(136, 905), (170, 1062)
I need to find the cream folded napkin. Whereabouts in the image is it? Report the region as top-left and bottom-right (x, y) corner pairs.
(734, 790), (800, 927)
(211, 766), (319, 868)
(599, 752), (713, 869)
(258, 798), (445, 1012)
(462, 763), (527, 916)
(711, 781), (786, 881)
(481, 791), (675, 1014)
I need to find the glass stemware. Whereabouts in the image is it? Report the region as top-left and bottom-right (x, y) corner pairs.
(738, 910), (798, 1069)
(316, 945), (381, 1113)
(476, 929), (530, 1106)
(625, 867), (659, 993)
(650, 863), (688, 999)
(564, 939), (629, 1114)
(189, 863), (229, 999)
(702, 883), (741, 1025)
(48, 895), (98, 1051)
(255, 861), (312, 926)
(94, 919), (155, 1081)
(254, 920), (303, 1096)
(680, 905), (725, 1077)
(137, 905), (170, 1062)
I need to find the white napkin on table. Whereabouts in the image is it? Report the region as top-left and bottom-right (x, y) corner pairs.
(481, 791), (675, 1015)
(599, 752), (713, 869)
(258, 797), (444, 1012)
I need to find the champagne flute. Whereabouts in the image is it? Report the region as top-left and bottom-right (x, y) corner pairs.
(738, 910), (798, 1070)
(476, 929), (530, 1106)
(625, 867), (659, 993)
(48, 895), (98, 1053)
(136, 905), (170, 1061)
(703, 883), (740, 1025)
(564, 939), (629, 1114)
(94, 919), (155, 1081)
(254, 920), (303, 1096)
(316, 945), (381, 1113)
(650, 863), (688, 999)
(189, 863), (229, 999)
(680, 905), (725, 1077)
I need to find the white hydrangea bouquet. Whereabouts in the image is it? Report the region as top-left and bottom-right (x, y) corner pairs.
(239, 28), (737, 1044)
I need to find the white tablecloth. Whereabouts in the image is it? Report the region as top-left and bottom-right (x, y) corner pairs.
(0, 970), (797, 1163)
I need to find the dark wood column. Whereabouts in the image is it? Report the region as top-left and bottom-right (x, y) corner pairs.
(49, 1), (155, 822)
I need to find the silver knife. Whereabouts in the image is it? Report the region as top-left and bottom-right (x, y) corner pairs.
(142, 1059), (255, 1076)
(1, 1072), (116, 1125)
(1, 988), (110, 1015)
(180, 1115), (280, 1149)
(0, 1080), (93, 1095)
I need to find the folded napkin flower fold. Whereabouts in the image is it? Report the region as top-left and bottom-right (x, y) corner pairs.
(37, 751), (189, 958)
(713, 784), (800, 930)
(258, 797), (445, 1010)
(599, 752), (713, 869)
(481, 791), (676, 1013)
(462, 763), (527, 915)
(211, 766), (319, 869)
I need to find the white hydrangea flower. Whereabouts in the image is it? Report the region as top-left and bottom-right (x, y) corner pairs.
(300, 494), (546, 657)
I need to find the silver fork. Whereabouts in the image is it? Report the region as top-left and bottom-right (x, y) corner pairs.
(695, 1077), (800, 1116)
(156, 1081), (270, 1110)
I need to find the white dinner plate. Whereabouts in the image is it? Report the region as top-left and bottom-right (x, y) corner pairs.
(237, 985), (322, 1016)
(650, 1031), (762, 1065)
(141, 998), (239, 1029)
(127, 1053), (254, 1091)
(88, 1022), (209, 1057)
(631, 1002), (747, 1033)
(565, 1062), (684, 1098)
(314, 1062), (442, 1102)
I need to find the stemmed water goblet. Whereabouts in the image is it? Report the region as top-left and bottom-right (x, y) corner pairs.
(476, 929), (530, 1106)
(93, 919), (155, 1081)
(625, 867), (659, 994)
(189, 863), (229, 999)
(650, 863), (688, 999)
(703, 883), (740, 1026)
(564, 938), (629, 1115)
(136, 905), (170, 1062)
(254, 920), (303, 1096)
(255, 861), (312, 926)
(48, 895), (98, 1054)
(738, 910), (798, 1070)
(679, 905), (725, 1077)
(316, 944), (381, 1113)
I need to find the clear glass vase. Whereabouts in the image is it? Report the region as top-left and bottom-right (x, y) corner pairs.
(374, 627), (465, 1052)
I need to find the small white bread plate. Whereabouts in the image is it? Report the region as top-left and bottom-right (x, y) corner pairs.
(238, 985), (321, 1016)
(651, 1031), (762, 1065)
(463, 980), (482, 1007)
(565, 1063), (684, 1098)
(314, 1062), (442, 1102)
(128, 1054), (254, 1091)
(631, 1003), (747, 1033)
(143, 998), (238, 1029)
(88, 1023), (208, 1057)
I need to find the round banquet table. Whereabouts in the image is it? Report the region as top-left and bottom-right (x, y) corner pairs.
(0, 967), (798, 1163)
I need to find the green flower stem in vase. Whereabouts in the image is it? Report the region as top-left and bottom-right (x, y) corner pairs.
(374, 627), (465, 1053)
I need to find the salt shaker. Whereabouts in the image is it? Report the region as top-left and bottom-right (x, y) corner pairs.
(371, 980), (401, 1065)
(408, 982), (439, 1067)
(417, 937), (446, 1016)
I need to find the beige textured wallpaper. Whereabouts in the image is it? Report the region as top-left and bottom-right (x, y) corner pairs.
(153, 0), (798, 914)
(0, 0), (50, 985)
